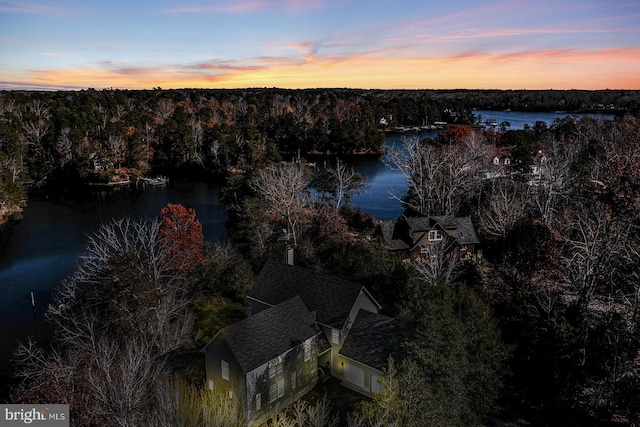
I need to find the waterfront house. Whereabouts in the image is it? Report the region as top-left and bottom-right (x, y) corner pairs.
(381, 210), (480, 261)
(202, 260), (395, 426)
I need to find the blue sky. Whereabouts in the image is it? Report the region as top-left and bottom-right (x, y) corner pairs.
(1, 0), (639, 90)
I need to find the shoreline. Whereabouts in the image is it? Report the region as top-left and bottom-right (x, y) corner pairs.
(0, 205), (23, 225)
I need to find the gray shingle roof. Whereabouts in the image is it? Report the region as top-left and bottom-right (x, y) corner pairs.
(382, 214), (480, 251)
(211, 295), (318, 373)
(380, 220), (410, 250)
(431, 215), (480, 245)
(404, 216), (430, 231)
(339, 309), (394, 371)
(249, 260), (370, 329)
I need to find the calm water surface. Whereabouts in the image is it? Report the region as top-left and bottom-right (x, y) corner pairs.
(350, 110), (615, 218)
(0, 110), (614, 382)
(0, 181), (226, 385)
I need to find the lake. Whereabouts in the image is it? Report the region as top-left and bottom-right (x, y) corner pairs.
(0, 181), (227, 391)
(0, 109), (613, 387)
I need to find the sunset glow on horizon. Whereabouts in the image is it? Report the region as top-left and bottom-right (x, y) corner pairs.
(1, 0), (639, 91)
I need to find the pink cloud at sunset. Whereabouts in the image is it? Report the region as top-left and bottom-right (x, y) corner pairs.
(0, 0), (638, 90)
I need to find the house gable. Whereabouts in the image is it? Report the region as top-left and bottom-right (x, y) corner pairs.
(339, 309), (394, 372)
(381, 211), (480, 260)
(245, 335), (318, 425)
(336, 309), (394, 396)
(248, 260), (376, 330)
(203, 295), (318, 374)
(202, 295), (319, 426)
(430, 215), (480, 246)
(202, 335), (244, 393)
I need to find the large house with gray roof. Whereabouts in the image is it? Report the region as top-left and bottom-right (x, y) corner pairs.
(381, 210), (480, 261)
(202, 260), (394, 426)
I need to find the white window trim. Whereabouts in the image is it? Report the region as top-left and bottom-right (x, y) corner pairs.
(331, 329), (340, 344)
(268, 356), (283, 379)
(428, 230), (443, 241)
(269, 383), (277, 403)
(303, 338), (312, 361)
(221, 360), (229, 381)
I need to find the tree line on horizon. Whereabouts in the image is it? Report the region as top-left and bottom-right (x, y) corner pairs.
(1, 87), (639, 222)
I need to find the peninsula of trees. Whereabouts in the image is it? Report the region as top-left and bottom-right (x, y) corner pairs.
(1, 88), (639, 222)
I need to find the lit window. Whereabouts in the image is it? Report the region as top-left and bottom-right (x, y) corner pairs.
(428, 230), (443, 241)
(228, 390), (234, 399)
(208, 379), (214, 390)
(221, 360), (229, 381)
(255, 393), (261, 411)
(303, 339), (312, 362)
(331, 329), (339, 344)
(291, 372), (297, 390)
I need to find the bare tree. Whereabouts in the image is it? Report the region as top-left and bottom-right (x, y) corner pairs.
(189, 117), (205, 167)
(251, 162), (311, 247)
(88, 337), (168, 426)
(479, 177), (528, 238)
(48, 217), (194, 354)
(387, 135), (482, 217)
(331, 158), (365, 210)
(528, 137), (581, 226)
(106, 135), (127, 169)
(265, 394), (339, 427)
(563, 202), (632, 311)
(412, 245), (460, 288)
(386, 136), (440, 216)
(13, 216), (198, 426)
(307, 394), (340, 427)
(21, 118), (49, 148)
(55, 127), (73, 168)
(155, 98), (176, 122)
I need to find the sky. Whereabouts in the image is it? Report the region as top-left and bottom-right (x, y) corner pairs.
(1, 0), (639, 91)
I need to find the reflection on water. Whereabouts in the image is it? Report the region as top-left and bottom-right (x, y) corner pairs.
(0, 181), (227, 380)
(474, 109), (615, 130)
(350, 129), (438, 220)
(351, 110), (614, 220)
(0, 110), (616, 384)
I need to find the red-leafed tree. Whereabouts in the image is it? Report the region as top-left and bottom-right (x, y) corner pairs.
(159, 203), (205, 272)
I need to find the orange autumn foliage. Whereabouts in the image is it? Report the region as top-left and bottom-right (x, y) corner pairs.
(159, 203), (205, 272)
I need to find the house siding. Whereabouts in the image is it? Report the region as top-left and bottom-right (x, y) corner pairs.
(245, 336), (318, 426)
(332, 353), (385, 397)
(203, 337), (244, 392)
(321, 294), (379, 379)
(412, 230), (425, 246)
